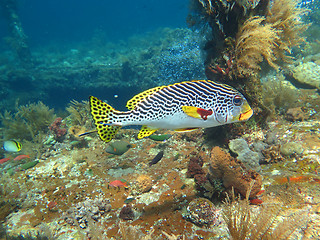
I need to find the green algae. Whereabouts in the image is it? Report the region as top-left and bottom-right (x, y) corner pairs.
(149, 134), (172, 141)
(20, 160), (39, 170)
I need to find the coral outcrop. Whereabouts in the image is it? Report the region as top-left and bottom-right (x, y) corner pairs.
(135, 175), (153, 193)
(209, 146), (262, 198)
(63, 198), (111, 229)
(229, 138), (262, 172)
(49, 117), (67, 141)
(184, 198), (221, 227)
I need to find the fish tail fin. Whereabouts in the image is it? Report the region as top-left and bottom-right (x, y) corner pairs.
(89, 96), (122, 143)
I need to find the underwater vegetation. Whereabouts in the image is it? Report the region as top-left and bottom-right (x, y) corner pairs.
(65, 100), (92, 128)
(0, 101), (56, 141)
(261, 73), (300, 115)
(189, 0), (309, 120)
(222, 187), (308, 240)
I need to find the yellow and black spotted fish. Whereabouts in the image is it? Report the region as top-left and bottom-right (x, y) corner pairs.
(89, 80), (253, 143)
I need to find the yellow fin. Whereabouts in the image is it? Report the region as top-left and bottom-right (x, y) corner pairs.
(137, 125), (158, 139)
(89, 96), (121, 143)
(182, 106), (213, 120)
(174, 128), (199, 132)
(126, 86), (165, 110)
(182, 106), (202, 119)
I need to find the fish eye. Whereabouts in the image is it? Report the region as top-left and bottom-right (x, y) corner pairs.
(233, 95), (243, 106)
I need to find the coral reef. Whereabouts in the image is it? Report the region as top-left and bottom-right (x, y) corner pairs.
(209, 146), (262, 198)
(0, 102), (56, 141)
(285, 107), (307, 122)
(222, 189), (308, 240)
(119, 204), (135, 220)
(66, 100), (92, 128)
(186, 151), (207, 191)
(49, 117), (67, 141)
(63, 198), (111, 229)
(190, 0), (309, 123)
(135, 175), (153, 193)
(234, 16), (281, 77)
(261, 73), (300, 115)
(183, 197), (220, 227)
(229, 138), (262, 172)
(290, 62), (320, 90)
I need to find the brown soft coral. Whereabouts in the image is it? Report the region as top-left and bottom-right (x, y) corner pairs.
(209, 146), (262, 198)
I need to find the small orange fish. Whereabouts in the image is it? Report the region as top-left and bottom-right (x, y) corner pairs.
(108, 180), (128, 189)
(13, 155), (30, 161)
(0, 157), (11, 164)
(256, 190), (265, 196)
(249, 198), (263, 205)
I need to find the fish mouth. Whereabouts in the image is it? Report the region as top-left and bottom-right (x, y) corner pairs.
(239, 104), (254, 121)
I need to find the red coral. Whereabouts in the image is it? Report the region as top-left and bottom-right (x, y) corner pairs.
(187, 152), (209, 192)
(187, 155), (204, 178)
(49, 117), (67, 141)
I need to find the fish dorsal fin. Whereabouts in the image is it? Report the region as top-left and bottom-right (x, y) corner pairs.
(138, 125), (158, 139)
(126, 86), (165, 110)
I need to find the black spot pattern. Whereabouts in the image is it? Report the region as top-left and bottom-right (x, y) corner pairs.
(126, 80), (241, 123)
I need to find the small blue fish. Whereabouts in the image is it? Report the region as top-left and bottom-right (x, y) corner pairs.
(3, 140), (22, 152)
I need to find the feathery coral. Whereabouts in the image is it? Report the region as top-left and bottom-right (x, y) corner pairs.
(234, 0), (309, 77)
(222, 188), (308, 240)
(235, 16), (280, 76)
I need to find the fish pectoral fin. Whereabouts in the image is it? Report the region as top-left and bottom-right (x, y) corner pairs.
(181, 106), (213, 120)
(174, 127), (199, 132)
(138, 126), (158, 139)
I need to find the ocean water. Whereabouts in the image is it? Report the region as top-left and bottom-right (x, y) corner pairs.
(1, 0), (188, 46)
(0, 0), (320, 239)
(0, 0), (201, 110)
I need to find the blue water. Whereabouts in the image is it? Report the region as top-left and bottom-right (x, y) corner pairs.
(0, 0), (318, 111)
(2, 0), (188, 47)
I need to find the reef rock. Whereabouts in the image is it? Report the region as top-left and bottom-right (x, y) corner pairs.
(280, 142), (304, 156)
(291, 62), (320, 90)
(209, 146), (262, 198)
(228, 138), (261, 172)
(63, 198), (111, 229)
(135, 174), (153, 193)
(285, 107), (307, 122)
(183, 198), (220, 227)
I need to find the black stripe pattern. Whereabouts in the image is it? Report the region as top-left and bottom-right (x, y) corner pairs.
(113, 80), (243, 124)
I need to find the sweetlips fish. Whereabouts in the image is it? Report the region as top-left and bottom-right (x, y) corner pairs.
(89, 80), (253, 143)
